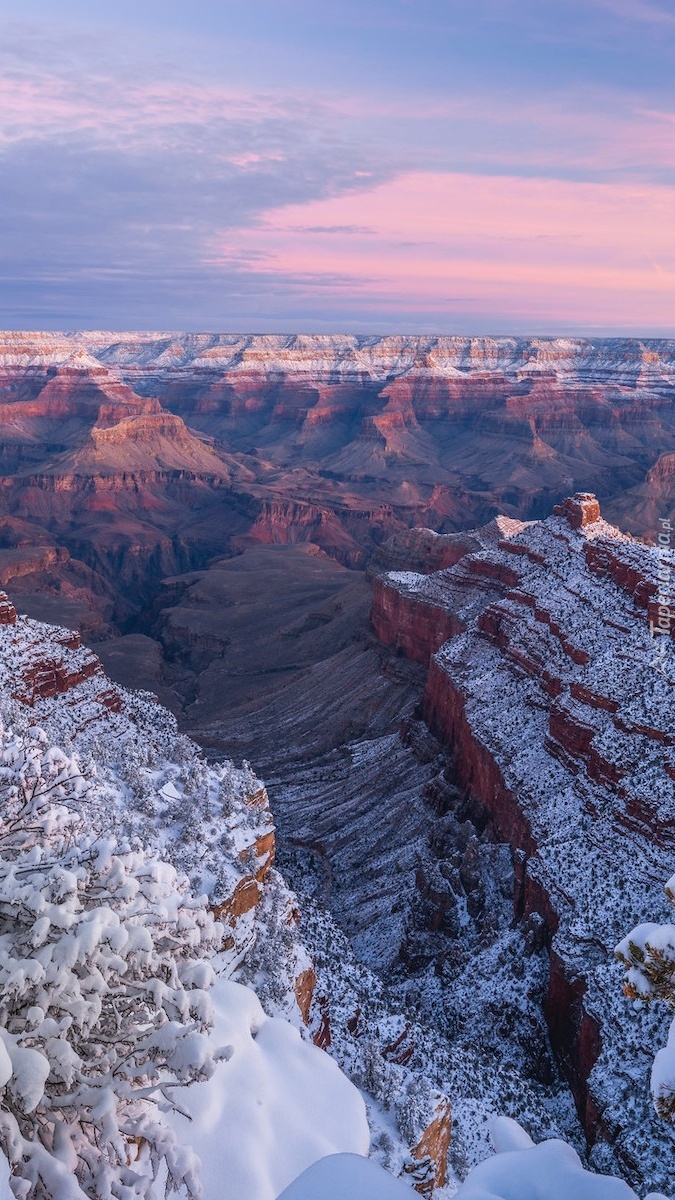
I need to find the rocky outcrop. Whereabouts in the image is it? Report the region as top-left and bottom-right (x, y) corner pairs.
(0, 605), (125, 715)
(553, 492), (601, 528)
(369, 526), (488, 577)
(405, 1098), (452, 1196)
(0, 545), (70, 587)
(372, 494), (675, 1190)
(232, 497), (386, 568)
(0, 592), (16, 625)
(371, 574), (465, 666)
(293, 966), (317, 1026)
(213, 819), (276, 926)
(371, 517), (529, 666)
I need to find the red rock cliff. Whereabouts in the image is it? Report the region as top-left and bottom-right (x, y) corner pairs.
(372, 495), (675, 1172)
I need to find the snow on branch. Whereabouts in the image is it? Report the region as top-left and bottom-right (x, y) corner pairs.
(616, 879), (675, 1121)
(0, 722), (224, 1198)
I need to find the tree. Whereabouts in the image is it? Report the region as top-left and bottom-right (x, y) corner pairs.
(615, 873), (675, 1120)
(0, 723), (224, 1198)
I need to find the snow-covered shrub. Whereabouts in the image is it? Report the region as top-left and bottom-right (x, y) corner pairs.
(74, 697), (267, 912)
(0, 723), (223, 1198)
(237, 872), (309, 1017)
(616, 874), (675, 1121)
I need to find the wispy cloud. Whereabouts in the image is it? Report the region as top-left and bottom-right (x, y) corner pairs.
(588, 0), (675, 26)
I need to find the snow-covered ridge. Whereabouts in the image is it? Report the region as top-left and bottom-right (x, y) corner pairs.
(0, 592), (276, 930)
(373, 494), (675, 1193)
(1, 333), (675, 388)
(0, 590), (369, 1198)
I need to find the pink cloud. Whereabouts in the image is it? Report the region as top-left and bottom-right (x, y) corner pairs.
(1, 57), (674, 178)
(213, 171), (675, 328)
(0, 73), (294, 146)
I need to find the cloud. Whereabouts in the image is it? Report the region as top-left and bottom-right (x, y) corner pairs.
(295, 225), (377, 235)
(0, 27), (403, 328)
(588, 0), (675, 26)
(211, 171), (675, 331)
(0, 20), (673, 331)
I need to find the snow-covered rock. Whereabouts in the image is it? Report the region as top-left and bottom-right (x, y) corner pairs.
(277, 1152), (411, 1200)
(0, 598), (359, 1197)
(372, 495), (675, 1189)
(452, 1120), (666, 1200)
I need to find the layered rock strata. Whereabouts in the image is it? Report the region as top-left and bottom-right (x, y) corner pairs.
(4, 333), (675, 663)
(372, 494), (675, 1192)
(372, 518), (527, 665)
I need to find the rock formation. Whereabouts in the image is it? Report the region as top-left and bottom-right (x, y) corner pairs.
(0, 333), (675, 646)
(371, 494), (675, 1192)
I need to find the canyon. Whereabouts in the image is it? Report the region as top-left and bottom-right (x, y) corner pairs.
(0, 332), (671, 640)
(0, 332), (674, 733)
(0, 590), (460, 1196)
(0, 335), (674, 1193)
(0, 333), (674, 642)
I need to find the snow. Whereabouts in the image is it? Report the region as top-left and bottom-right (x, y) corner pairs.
(387, 570), (427, 589)
(276, 1152), (411, 1200)
(452, 1122), (662, 1200)
(490, 1115), (535, 1152)
(0, 1153), (12, 1200)
(651, 1023), (675, 1120)
(1, 1035), (50, 1113)
(167, 978), (370, 1200)
(269, 1123), (671, 1200)
(6, 333), (675, 395)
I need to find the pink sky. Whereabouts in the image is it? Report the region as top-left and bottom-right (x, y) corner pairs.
(215, 171), (675, 328)
(2, 4), (675, 331)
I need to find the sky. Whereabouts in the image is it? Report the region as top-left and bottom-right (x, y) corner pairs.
(0, 0), (673, 334)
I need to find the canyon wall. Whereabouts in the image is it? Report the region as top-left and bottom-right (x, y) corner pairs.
(0, 334), (675, 644)
(371, 494), (675, 1192)
(0, 591), (453, 1195)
